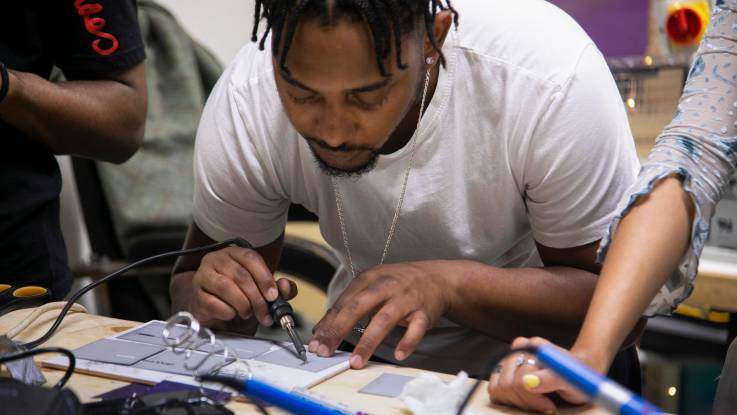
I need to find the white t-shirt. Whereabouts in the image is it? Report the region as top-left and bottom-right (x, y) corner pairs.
(192, 0), (639, 374)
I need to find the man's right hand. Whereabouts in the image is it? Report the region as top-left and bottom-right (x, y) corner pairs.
(173, 246), (297, 329)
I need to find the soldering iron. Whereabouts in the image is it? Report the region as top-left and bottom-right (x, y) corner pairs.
(268, 296), (307, 362)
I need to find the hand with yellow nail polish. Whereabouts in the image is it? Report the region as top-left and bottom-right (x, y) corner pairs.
(522, 373), (541, 390)
(487, 337), (557, 413)
(488, 336), (592, 413)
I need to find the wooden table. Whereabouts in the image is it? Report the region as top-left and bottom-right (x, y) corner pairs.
(0, 307), (606, 415)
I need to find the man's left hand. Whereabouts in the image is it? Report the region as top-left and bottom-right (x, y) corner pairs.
(309, 260), (462, 368)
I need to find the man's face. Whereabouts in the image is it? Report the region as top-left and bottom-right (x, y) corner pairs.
(273, 18), (424, 177)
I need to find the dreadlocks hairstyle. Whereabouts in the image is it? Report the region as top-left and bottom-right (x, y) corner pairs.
(251, 0), (459, 77)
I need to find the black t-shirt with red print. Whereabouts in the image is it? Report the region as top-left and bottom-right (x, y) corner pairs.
(0, 1), (145, 300)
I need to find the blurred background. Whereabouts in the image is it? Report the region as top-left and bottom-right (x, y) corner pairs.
(57, 2), (735, 413)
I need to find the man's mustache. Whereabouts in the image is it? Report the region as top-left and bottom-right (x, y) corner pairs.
(304, 136), (376, 153)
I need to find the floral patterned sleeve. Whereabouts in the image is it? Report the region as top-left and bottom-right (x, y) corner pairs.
(598, 0), (737, 316)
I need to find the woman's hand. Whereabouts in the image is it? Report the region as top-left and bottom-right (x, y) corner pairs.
(488, 337), (608, 412)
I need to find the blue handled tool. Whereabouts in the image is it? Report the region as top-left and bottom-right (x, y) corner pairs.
(535, 345), (662, 415)
(200, 374), (365, 415)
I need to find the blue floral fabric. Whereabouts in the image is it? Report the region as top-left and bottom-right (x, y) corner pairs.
(598, 0), (737, 316)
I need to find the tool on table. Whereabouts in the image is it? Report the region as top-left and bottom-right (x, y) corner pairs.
(268, 296), (307, 363)
(0, 302), (86, 386)
(0, 335), (46, 385)
(200, 374), (364, 415)
(0, 284), (51, 317)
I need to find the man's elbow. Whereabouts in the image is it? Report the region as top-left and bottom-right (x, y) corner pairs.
(106, 93), (147, 164)
(112, 118), (145, 163)
(101, 120), (144, 164)
(108, 64), (148, 164)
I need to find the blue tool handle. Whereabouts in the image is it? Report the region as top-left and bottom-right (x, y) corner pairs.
(244, 377), (351, 414)
(200, 374), (355, 415)
(536, 345), (663, 415)
(199, 375), (352, 415)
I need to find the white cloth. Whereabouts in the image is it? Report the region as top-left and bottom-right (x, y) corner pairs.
(400, 371), (480, 415)
(192, 0), (639, 374)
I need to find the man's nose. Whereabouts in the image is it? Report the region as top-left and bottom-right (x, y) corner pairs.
(318, 102), (356, 148)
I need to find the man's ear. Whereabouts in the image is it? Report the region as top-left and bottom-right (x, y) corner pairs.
(423, 10), (453, 63)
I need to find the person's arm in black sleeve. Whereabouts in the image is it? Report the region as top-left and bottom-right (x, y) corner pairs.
(0, 0), (147, 164)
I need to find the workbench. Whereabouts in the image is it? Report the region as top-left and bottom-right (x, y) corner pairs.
(0, 307), (607, 414)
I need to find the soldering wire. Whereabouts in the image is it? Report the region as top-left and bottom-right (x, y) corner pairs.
(4, 302), (88, 340)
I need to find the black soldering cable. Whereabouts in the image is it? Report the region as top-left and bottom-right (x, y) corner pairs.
(0, 347), (76, 388)
(24, 237), (252, 350)
(7, 235), (270, 414)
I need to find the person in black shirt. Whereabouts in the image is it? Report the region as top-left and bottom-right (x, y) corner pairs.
(0, 1), (147, 300)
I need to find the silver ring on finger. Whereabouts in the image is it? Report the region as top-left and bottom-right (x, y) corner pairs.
(524, 358), (538, 367)
(513, 355), (527, 370)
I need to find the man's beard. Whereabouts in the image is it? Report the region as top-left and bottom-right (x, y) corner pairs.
(305, 137), (381, 178)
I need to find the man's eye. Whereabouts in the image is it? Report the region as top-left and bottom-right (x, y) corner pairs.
(289, 92), (320, 104)
(350, 90), (387, 108)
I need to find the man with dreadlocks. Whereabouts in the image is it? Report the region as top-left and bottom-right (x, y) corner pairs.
(171, 0), (642, 388)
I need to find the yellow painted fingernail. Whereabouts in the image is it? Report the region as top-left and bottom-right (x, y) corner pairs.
(523, 374), (541, 390)
(544, 410), (556, 415)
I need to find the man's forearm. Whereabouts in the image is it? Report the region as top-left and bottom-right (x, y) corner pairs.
(0, 64), (146, 163)
(445, 261), (598, 346)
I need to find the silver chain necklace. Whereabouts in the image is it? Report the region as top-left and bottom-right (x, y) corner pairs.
(332, 68), (432, 334)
